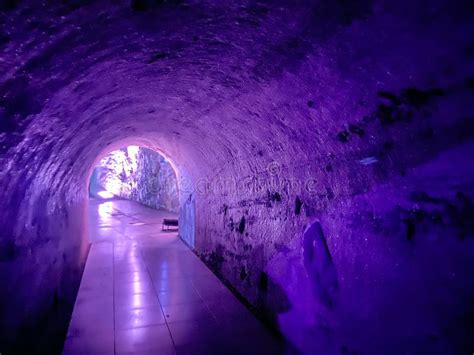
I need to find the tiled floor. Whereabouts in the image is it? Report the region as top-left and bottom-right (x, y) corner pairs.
(63, 198), (283, 355)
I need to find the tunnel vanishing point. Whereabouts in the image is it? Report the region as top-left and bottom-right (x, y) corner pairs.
(1, 0), (474, 354)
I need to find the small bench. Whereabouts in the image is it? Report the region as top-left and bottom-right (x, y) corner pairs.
(162, 218), (179, 231)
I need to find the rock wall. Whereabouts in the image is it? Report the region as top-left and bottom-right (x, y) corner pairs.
(92, 146), (179, 212)
(0, 0), (473, 354)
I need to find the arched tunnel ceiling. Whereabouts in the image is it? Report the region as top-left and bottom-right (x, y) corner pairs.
(1, 0), (471, 203)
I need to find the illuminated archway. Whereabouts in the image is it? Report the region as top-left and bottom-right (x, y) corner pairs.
(86, 139), (196, 248)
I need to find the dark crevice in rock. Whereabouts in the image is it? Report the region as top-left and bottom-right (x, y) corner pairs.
(238, 216), (246, 234)
(303, 222), (339, 308)
(295, 196), (302, 215)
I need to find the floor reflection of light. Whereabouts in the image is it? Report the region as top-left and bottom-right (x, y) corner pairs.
(98, 202), (114, 218)
(132, 281), (149, 294)
(131, 251), (144, 308)
(126, 327), (144, 344)
(132, 309), (141, 327)
(160, 260), (169, 279)
(133, 293), (142, 308)
(133, 272), (140, 283)
(158, 260), (169, 292)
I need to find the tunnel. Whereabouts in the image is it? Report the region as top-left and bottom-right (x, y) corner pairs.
(0, 0), (474, 354)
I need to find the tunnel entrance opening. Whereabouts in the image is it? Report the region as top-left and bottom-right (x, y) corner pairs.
(89, 145), (179, 213)
(87, 145), (182, 243)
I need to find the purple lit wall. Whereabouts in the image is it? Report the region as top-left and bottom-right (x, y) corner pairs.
(0, 0), (473, 354)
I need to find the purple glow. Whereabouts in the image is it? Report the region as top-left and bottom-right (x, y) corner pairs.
(0, 1), (473, 354)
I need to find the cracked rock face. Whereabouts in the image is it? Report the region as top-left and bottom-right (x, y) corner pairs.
(1, 0), (474, 353)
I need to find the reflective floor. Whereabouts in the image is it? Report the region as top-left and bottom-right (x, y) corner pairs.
(63, 198), (282, 355)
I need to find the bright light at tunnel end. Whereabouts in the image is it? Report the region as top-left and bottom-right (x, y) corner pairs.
(96, 145), (141, 196)
(97, 190), (115, 199)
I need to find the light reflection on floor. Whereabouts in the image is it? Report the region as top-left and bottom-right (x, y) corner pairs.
(63, 198), (282, 355)
(98, 201), (114, 218)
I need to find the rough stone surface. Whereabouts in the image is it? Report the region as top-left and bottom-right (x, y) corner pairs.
(0, 0), (473, 354)
(91, 146), (179, 212)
